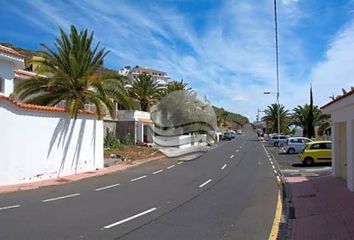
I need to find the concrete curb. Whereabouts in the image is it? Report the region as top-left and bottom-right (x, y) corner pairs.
(0, 155), (166, 194)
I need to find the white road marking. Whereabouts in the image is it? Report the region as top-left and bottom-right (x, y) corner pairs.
(167, 165), (175, 169)
(240, 146), (242, 149)
(177, 161), (183, 165)
(272, 165), (276, 169)
(230, 155), (234, 158)
(42, 193), (80, 203)
(0, 204), (21, 211)
(273, 170), (278, 174)
(130, 176), (147, 182)
(221, 164), (227, 170)
(152, 169), (163, 174)
(276, 176), (281, 182)
(95, 183), (120, 192)
(153, 169), (163, 175)
(236, 149), (239, 153)
(199, 179), (212, 188)
(102, 207), (157, 229)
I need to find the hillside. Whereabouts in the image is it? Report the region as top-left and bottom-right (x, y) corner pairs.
(213, 106), (249, 128)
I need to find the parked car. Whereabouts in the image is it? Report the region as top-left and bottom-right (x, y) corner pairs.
(282, 137), (312, 154)
(237, 129), (242, 135)
(230, 132), (236, 139)
(298, 140), (332, 166)
(222, 132), (233, 141)
(268, 135), (288, 147)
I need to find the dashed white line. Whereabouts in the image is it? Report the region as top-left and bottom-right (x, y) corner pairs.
(167, 165), (175, 169)
(236, 149), (239, 153)
(153, 169), (163, 175)
(102, 207), (157, 229)
(199, 179), (212, 188)
(42, 193), (80, 203)
(273, 170), (278, 174)
(230, 155), (234, 158)
(177, 162), (183, 165)
(0, 204), (21, 211)
(272, 165), (276, 169)
(221, 164), (227, 170)
(130, 175), (147, 182)
(95, 183), (120, 192)
(276, 176), (281, 182)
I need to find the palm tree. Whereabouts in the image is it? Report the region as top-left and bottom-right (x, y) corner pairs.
(129, 73), (162, 111)
(291, 104), (328, 138)
(166, 79), (191, 93)
(102, 72), (135, 110)
(15, 25), (112, 119)
(262, 103), (289, 133)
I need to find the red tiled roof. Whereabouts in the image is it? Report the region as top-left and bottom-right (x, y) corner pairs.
(321, 89), (354, 109)
(0, 45), (24, 58)
(0, 96), (96, 115)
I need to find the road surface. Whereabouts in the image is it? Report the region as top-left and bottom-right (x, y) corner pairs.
(0, 127), (278, 240)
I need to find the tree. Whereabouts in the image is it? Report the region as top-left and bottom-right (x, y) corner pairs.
(102, 72), (135, 110)
(129, 73), (162, 111)
(166, 79), (191, 93)
(15, 25), (112, 119)
(262, 103), (289, 133)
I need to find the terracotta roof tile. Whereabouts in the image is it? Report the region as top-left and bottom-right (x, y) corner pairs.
(0, 45), (24, 58)
(0, 96), (96, 115)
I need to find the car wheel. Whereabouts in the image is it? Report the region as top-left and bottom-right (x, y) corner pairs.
(303, 157), (314, 166)
(288, 148), (295, 154)
(274, 142), (279, 147)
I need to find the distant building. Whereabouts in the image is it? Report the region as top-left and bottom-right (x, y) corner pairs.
(119, 65), (171, 87)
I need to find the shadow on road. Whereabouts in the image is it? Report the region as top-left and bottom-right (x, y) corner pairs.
(291, 163), (332, 168)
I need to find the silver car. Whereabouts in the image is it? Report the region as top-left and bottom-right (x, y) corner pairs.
(282, 137), (312, 154)
(268, 135), (288, 147)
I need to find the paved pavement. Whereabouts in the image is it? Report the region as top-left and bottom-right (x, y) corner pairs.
(289, 176), (354, 240)
(0, 127), (278, 240)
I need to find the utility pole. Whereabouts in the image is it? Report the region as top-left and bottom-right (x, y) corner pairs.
(274, 0), (281, 135)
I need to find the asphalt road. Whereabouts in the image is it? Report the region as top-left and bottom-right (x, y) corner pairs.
(265, 144), (332, 177)
(0, 127), (278, 240)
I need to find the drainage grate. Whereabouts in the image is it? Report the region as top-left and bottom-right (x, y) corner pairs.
(297, 193), (316, 199)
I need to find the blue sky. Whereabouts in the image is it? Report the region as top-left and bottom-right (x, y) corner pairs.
(1, 0), (354, 121)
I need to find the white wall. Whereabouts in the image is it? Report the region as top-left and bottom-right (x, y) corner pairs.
(0, 59), (14, 96)
(0, 100), (104, 185)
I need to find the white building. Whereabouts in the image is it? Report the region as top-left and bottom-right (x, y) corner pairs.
(322, 89), (354, 191)
(0, 45), (26, 96)
(119, 65), (171, 87)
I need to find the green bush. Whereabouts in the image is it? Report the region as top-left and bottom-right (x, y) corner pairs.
(104, 131), (120, 150)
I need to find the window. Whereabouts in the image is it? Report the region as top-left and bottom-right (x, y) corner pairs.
(0, 77), (4, 93)
(311, 144), (320, 149)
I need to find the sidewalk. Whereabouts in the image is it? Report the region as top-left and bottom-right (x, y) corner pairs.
(0, 155), (165, 194)
(288, 175), (354, 240)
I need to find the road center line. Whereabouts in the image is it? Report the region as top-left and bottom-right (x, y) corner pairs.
(177, 161), (183, 165)
(221, 164), (227, 170)
(167, 165), (175, 169)
(0, 204), (21, 211)
(199, 179), (212, 188)
(42, 193), (80, 203)
(236, 149), (239, 153)
(95, 183), (120, 192)
(130, 175), (147, 182)
(230, 155), (234, 158)
(153, 169), (163, 174)
(102, 207), (157, 229)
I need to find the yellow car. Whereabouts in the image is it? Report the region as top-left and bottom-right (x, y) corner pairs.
(298, 140), (332, 166)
